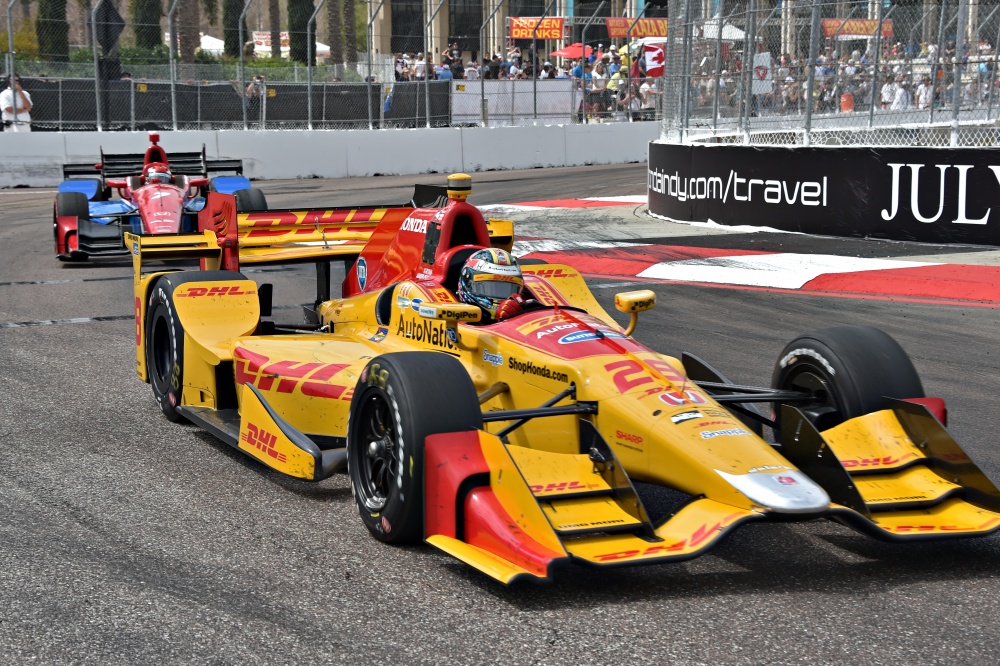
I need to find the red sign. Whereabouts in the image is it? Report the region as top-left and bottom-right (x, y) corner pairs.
(605, 18), (668, 39)
(509, 17), (565, 40)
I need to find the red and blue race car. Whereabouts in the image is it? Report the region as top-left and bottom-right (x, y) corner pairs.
(53, 132), (257, 261)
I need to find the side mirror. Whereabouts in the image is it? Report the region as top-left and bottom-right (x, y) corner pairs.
(614, 290), (656, 336)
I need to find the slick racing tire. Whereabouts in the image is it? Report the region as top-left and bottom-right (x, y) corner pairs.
(347, 352), (482, 545)
(54, 192), (89, 260)
(771, 326), (924, 433)
(233, 187), (268, 213)
(145, 270), (247, 422)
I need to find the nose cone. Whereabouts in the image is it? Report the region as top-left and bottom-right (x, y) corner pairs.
(717, 470), (830, 514)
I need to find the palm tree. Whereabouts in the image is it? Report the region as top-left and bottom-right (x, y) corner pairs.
(288, 0), (312, 63)
(327, 0), (343, 65)
(269, 0), (281, 59)
(344, 0), (355, 63)
(36, 0), (70, 61)
(132, 0), (163, 50)
(222, 0), (247, 58)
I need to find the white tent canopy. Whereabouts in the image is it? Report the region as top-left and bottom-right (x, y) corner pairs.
(168, 32), (331, 59)
(701, 19), (747, 41)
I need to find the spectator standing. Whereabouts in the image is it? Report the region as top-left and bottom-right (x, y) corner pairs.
(244, 75), (265, 126)
(414, 54), (428, 80)
(916, 77), (933, 109)
(465, 61), (480, 79)
(891, 81), (912, 110)
(2, 75), (32, 132)
(508, 58), (522, 79)
(436, 60), (454, 81)
(640, 77), (661, 120)
(880, 78), (899, 109)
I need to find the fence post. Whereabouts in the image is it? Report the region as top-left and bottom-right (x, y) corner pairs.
(739, 0), (757, 143)
(238, 0), (255, 131)
(951, 0), (969, 146)
(367, 0), (385, 130)
(308, 0), (328, 130)
(931, 0), (948, 125)
(5, 0), (15, 125)
(167, 0), (180, 130)
(802, 0), (820, 146)
(625, 2), (651, 125)
(532, 0), (556, 121)
(580, 2), (606, 125)
(91, 0), (105, 132)
(425, 0), (447, 129)
(480, 0), (504, 127)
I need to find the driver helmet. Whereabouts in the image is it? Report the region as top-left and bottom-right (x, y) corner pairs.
(456, 248), (523, 321)
(146, 163), (171, 184)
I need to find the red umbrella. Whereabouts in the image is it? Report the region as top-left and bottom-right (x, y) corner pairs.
(548, 43), (593, 59)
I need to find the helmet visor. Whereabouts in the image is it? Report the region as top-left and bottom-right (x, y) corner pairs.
(469, 279), (521, 300)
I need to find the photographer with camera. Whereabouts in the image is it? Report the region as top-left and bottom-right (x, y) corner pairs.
(2, 75), (32, 132)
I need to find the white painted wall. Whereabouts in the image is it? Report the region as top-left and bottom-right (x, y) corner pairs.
(0, 124), (659, 188)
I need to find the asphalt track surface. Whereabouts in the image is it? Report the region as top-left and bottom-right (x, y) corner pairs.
(3, 164), (1000, 664)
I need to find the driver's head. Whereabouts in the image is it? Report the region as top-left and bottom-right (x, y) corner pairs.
(146, 163), (171, 184)
(456, 248), (523, 322)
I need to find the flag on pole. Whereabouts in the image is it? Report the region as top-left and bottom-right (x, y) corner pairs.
(644, 44), (666, 77)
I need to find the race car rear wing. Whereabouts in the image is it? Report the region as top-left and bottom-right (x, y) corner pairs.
(63, 146), (243, 179)
(128, 185), (514, 282)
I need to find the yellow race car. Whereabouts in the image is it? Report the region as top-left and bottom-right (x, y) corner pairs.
(129, 174), (1000, 584)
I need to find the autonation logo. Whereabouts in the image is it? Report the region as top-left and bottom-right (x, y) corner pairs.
(648, 167), (828, 207)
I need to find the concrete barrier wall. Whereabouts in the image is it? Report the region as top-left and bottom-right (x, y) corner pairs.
(0, 123), (660, 187)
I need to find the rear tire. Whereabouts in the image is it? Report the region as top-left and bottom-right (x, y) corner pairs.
(233, 187), (267, 212)
(347, 352), (482, 544)
(145, 271), (247, 422)
(771, 326), (924, 433)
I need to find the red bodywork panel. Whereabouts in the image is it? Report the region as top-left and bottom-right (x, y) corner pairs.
(424, 432), (564, 578)
(343, 199), (491, 298)
(903, 397), (948, 426)
(133, 184), (185, 234)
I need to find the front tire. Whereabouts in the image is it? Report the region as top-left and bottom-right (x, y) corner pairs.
(233, 187), (267, 212)
(347, 352), (482, 544)
(145, 271), (247, 422)
(771, 325), (924, 432)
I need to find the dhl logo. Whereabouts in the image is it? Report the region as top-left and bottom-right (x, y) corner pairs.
(529, 480), (599, 494)
(593, 513), (743, 562)
(522, 267), (578, 280)
(176, 285), (255, 298)
(234, 347), (353, 400)
(841, 453), (918, 468)
(241, 422), (287, 463)
(522, 277), (567, 306)
(888, 517), (1000, 533)
(241, 209), (384, 228)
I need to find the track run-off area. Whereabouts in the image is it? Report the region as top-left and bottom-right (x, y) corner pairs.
(3, 164), (1000, 664)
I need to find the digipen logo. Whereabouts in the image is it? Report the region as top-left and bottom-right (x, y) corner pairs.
(881, 163), (999, 225)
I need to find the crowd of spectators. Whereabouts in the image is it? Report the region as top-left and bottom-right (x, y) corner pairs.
(686, 39), (1000, 118)
(391, 43), (661, 121)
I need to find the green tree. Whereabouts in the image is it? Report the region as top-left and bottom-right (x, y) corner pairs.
(36, 0), (70, 61)
(132, 0), (163, 50)
(222, 0), (247, 58)
(287, 0), (312, 64)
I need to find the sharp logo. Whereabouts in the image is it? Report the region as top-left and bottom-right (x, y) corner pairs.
(400, 217), (429, 233)
(177, 285), (255, 298)
(882, 163), (999, 225)
(241, 423), (287, 463)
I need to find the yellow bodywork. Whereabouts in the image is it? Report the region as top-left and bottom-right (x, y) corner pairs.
(129, 192), (1000, 585)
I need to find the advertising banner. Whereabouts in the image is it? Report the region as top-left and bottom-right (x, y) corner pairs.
(605, 18), (668, 39)
(648, 142), (1000, 245)
(820, 19), (893, 39)
(509, 17), (565, 40)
